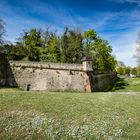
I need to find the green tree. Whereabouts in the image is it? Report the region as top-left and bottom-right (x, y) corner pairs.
(137, 66), (140, 75)
(2, 24), (117, 69)
(83, 29), (116, 71)
(83, 29), (97, 56)
(131, 67), (137, 75)
(61, 27), (83, 63)
(67, 29), (83, 63)
(61, 27), (69, 63)
(40, 35), (61, 62)
(8, 45), (27, 60)
(23, 29), (42, 61)
(116, 67), (125, 75)
(42, 26), (53, 47)
(94, 37), (116, 70)
(124, 66), (131, 75)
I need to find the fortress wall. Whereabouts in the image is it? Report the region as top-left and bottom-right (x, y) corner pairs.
(92, 73), (117, 91)
(0, 55), (117, 92)
(8, 61), (87, 91)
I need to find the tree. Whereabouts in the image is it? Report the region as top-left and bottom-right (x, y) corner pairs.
(42, 26), (53, 47)
(116, 67), (125, 75)
(40, 35), (61, 62)
(131, 67), (137, 75)
(83, 29), (97, 56)
(93, 37), (116, 70)
(23, 29), (42, 61)
(137, 66), (140, 75)
(67, 29), (83, 63)
(124, 66), (131, 75)
(61, 27), (84, 63)
(4, 24), (116, 70)
(116, 66), (132, 75)
(8, 45), (27, 60)
(83, 29), (116, 71)
(61, 27), (69, 63)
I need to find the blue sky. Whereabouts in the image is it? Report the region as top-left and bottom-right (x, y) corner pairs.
(0, 0), (140, 67)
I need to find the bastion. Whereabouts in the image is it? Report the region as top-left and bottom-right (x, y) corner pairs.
(0, 54), (117, 92)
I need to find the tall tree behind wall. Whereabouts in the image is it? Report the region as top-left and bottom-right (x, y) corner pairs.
(61, 27), (69, 63)
(40, 34), (61, 62)
(84, 29), (116, 71)
(61, 27), (84, 63)
(68, 29), (84, 63)
(1, 19), (116, 71)
(0, 19), (13, 54)
(40, 27), (61, 62)
(23, 29), (42, 61)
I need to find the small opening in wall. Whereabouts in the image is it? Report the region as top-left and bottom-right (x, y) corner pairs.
(26, 84), (31, 91)
(69, 70), (73, 75)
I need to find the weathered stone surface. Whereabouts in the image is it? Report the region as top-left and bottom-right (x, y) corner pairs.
(9, 61), (83, 71)
(0, 55), (117, 92)
(8, 61), (87, 91)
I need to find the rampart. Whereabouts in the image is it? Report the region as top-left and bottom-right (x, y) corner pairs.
(8, 61), (86, 91)
(0, 54), (117, 92)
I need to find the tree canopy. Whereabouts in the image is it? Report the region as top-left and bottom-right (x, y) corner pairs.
(1, 19), (117, 71)
(84, 29), (116, 71)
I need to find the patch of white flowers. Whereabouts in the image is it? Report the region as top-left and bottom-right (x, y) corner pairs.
(0, 110), (134, 140)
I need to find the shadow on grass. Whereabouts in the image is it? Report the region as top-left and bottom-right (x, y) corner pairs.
(111, 77), (129, 91)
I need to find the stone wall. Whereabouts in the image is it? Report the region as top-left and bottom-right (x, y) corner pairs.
(8, 61), (87, 91)
(92, 73), (117, 91)
(0, 54), (117, 92)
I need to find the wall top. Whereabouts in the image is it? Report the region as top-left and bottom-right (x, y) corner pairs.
(9, 61), (83, 71)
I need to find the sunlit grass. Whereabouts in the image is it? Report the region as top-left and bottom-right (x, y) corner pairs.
(0, 89), (140, 139)
(112, 77), (140, 92)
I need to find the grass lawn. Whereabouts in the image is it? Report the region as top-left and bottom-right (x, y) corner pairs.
(0, 88), (140, 139)
(112, 77), (140, 92)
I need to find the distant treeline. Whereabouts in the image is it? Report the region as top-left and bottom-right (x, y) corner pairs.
(116, 66), (140, 76)
(0, 19), (116, 71)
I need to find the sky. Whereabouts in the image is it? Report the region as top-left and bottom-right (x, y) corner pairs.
(0, 0), (140, 67)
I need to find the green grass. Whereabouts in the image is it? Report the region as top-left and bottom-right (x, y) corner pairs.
(0, 89), (140, 139)
(112, 77), (140, 92)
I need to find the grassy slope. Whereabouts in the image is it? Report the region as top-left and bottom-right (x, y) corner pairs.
(112, 77), (140, 92)
(0, 89), (140, 139)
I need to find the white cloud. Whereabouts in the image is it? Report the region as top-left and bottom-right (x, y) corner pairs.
(100, 25), (139, 67)
(0, 0), (140, 66)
